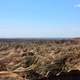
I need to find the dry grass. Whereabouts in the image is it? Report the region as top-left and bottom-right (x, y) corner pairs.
(0, 39), (80, 80)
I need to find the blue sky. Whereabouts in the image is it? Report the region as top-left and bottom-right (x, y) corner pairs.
(0, 0), (80, 38)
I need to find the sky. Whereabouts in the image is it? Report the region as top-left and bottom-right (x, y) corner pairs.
(0, 0), (80, 38)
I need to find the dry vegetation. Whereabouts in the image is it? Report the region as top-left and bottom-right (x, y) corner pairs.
(0, 38), (80, 80)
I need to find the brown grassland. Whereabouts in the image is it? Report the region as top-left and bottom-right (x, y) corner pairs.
(0, 38), (80, 80)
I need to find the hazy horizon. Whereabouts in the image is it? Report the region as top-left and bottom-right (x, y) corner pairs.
(0, 0), (80, 38)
